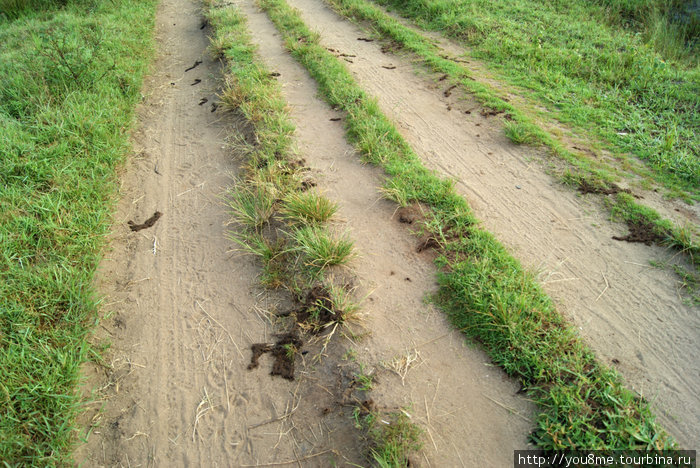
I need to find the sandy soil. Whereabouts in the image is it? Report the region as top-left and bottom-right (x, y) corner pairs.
(76, 0), (698, 465)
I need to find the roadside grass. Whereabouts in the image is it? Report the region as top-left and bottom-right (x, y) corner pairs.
(206, 2), (423, 464)
(589, 0), (699, 64)
(258, 0), (676, 450)
(323, 0), (700, 273)
(362, 0), (699, 194)
(0, 0), (156, 464)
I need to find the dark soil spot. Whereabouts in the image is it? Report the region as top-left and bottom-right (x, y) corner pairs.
(578, 179), (631, 196)
(199, 20), (208, 30)
(128, 211), (162, 232)
(357, 37), (374, 42)
(380, 40), (402, 54)
(444, 85), (457, 97)
(294, 285), (337, 331)
(612, 219), (665, 246)
(300, 177), (317, 191)
(417, 234), (440, 252)
(480, 108), (504, 118)
(438, 74), (448, 81)
(396, 205), (423, 224)
(330, 117), (341, 121)
(269, 72), (281, 77)
(184, 60), (202, 72)
(247, 333), (303, 380)
(247, 343), (272, 370)
(270, 333), (303, 380)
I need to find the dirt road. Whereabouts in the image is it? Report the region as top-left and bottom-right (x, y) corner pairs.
(77, 0), (532, 465)
(77, 0), (698, 465)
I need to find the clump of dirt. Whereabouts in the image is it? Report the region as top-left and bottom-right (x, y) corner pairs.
(480, 108), (504, 118)
(380, 40), (402, 54)
(247, 333), (303, 380)
(612, 219), (665, 246)
(293, 285), (339, 332)
(396, 204), (423, 224)
(248, 283), (349, 379)
(578, 179), (631, 196)
(443, 85), (457, 98)
(417, 234), (440, 252)
(128, 211), (162, 231)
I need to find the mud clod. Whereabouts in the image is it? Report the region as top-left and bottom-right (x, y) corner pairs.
(397, 205), (423, 224)
(247, 333), (303, 380)
(612, 219), (665, 246)
(417, 235), (440, 252)
(294, 285), (336, 331)
(444, 85), (457, 98)
(128, 211), (162, 232)
(184, 60), (202, 72)
(247, 343), (272, 370)
(480, 108), (504, 118)
(577, 179), (631, 196)
(380, 41), (402, 54)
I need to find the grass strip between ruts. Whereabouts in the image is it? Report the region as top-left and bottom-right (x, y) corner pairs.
(256, 0), (676, 451)
(0, 0), (157, 464)
(205, 1), (422, 464)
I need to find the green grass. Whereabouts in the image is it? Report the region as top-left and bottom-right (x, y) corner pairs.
(360, 0), (700, 194)
(0, 0), (156, 464)
(257, 0), (676, 450)
(226, 178), (278, 230)
(293, 225), (355, 269)
(324, 0), (700, 272)
(281, 190), (339, 225)
(366, 411), (422, 468)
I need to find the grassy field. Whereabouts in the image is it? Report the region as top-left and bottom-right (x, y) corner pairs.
(0, 0), (156, 463)
(366, 0), (700, 198)
(258, 0), (676, 451)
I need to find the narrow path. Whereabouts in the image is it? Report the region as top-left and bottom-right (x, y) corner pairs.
(279, 0), (700, 447)
(76, 0), (311, 464)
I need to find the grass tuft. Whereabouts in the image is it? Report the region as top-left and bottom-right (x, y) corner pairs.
(227, 179), (277, 230)
(293, 225), (355, 269)
(281, 190), (338, 225)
